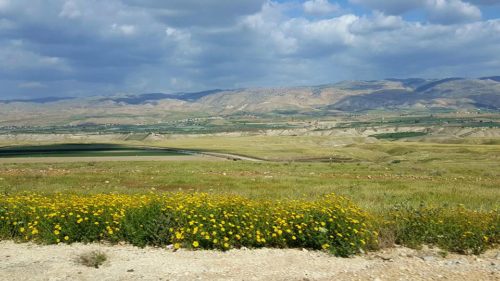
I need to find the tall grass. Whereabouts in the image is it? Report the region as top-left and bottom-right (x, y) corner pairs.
(385, 204), (499, 254)
(0, 160), (498, 212)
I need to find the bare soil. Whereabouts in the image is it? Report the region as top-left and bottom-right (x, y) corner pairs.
(0, 241), (498, 281)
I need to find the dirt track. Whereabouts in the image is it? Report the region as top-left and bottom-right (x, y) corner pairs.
(0, 241), (498, 281)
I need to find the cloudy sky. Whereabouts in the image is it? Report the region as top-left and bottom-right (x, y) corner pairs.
(1, 0), (500, 98)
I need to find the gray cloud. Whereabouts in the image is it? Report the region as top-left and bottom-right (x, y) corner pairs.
(122, 0), (266, 27)
(303, 0), (341, 15)
(469, 0), (500, 5)
(0, 0), (499, 99)
(350, 0), (482, 24)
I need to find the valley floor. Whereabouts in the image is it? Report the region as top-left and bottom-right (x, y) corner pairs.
(0, 241), (498, 281)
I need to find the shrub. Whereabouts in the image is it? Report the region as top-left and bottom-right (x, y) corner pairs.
(78, 250), (107, 268)
(0, 192), (376, 257)
(1, 192), (497, 255)
(387, 204), (499, 254)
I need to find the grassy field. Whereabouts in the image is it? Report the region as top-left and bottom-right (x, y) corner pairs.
(0, 143), (498, 213)
(0, 136), (498, 254)
(145, 135), (500, 163)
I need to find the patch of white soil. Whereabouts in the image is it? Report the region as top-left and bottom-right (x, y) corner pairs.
(0, 241), (498, 281)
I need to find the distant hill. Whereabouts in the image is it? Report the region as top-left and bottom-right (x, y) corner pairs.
(0, 96), (75, 104)
(414, 78), (464, 93)
(0, 77), (498, 126)
(99, 89), (225, 105)
(479, 76), (500, 82)
(332, 77), (500, 111)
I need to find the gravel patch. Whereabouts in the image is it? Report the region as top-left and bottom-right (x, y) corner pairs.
(0, 241), (498, 281)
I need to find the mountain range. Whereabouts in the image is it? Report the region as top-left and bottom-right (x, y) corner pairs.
(1, 77), (499, 126)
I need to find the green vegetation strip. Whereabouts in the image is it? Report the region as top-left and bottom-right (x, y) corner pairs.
(0, 144), (186, 158)
(386, 205), (499, 254)
(0, 192), (498, 256)
(1, 192), (375, 257)
(1, 159), (498, 212)
(370, 132), (428, 140)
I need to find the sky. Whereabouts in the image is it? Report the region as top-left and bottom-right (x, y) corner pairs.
(1, 0), (500, 99)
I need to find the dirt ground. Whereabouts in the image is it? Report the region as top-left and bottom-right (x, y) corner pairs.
(0, 241), (498, 281)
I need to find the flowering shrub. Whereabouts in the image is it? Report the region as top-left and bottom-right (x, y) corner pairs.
(0, 192), (376, 257)
(1, 192), (497, 255)
(387, 204), (499, 254)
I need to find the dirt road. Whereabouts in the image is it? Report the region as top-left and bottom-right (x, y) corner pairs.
(0, 241), (498, 281)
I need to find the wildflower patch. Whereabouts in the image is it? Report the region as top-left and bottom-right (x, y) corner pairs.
(1, 192), (497, 255)
(0, 192), (376, 257)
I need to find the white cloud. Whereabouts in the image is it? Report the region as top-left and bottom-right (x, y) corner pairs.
(426, 0), (482, 24)
(291, 15), (359, 47)
(165, 26), (187, 40)
(241, 2), (298, 55)
(303, 0), (340, 15)
(0, 0), (10, 10)
(239, 5), (500, 82)
(59, 1), (82, 19)
(351, 11), (406, 33)
(349, 0), (422, 14)
(120, 24), (136, 35)
(111, 23), (137, 36)
(163, 26), (200, 62)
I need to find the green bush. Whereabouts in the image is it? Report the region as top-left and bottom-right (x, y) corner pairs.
(387, 204), (499, 254)
(0, 192), (376, 257)
(1, 192), (498, 256)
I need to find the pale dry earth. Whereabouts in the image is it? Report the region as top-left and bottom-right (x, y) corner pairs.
(1, 127), (499, 142)
(0, 241), (498, 281)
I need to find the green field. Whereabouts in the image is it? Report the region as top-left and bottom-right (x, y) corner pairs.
(0, 133), (499, 254)
(146, 135), (500, 162)
(369, 131), (428, 140)
(1, 141), (498, 213)
(0, 144), (186, 158)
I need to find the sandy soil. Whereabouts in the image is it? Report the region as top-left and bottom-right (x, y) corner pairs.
(0, 241), (498, 281)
